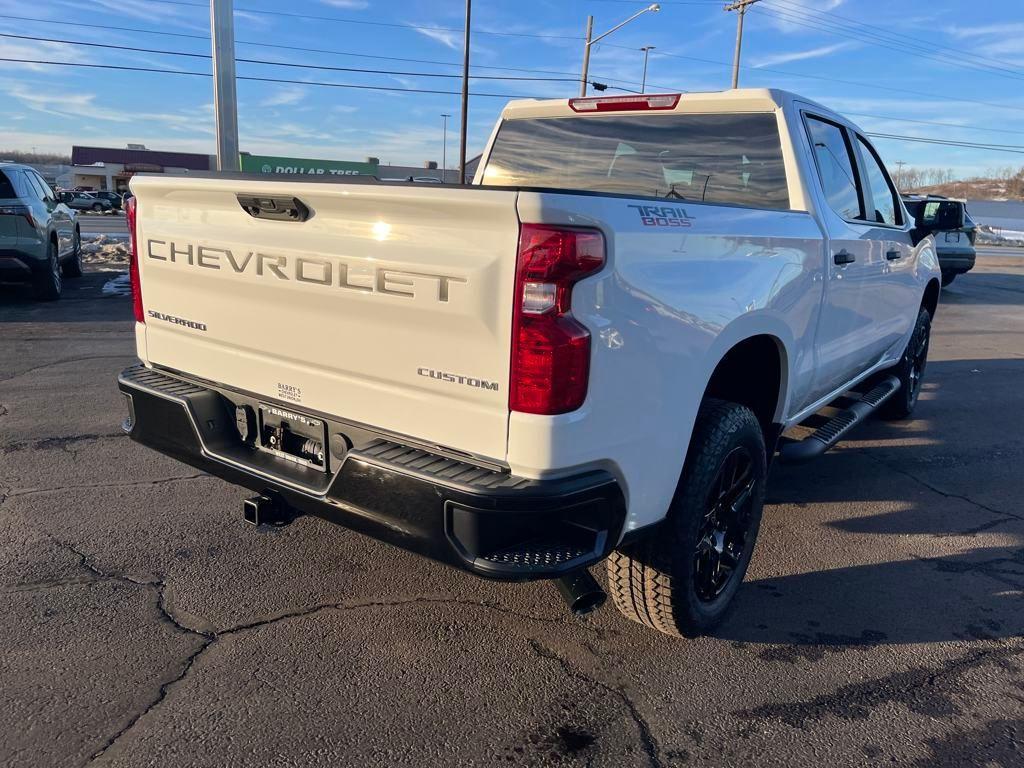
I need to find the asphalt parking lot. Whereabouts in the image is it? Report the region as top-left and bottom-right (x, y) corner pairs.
(2, 252), (1024, 767)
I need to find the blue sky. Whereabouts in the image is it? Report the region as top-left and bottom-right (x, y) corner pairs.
(0, 0), (1021, 177)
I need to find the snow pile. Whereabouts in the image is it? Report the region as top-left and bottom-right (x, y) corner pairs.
(976, 225), (1024, 246)
(102, 273), (131, 297)
(81, 233), (130, 265)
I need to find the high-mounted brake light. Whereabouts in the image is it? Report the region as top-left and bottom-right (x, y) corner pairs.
(125, 195), (144, 324)
(568, 93), (680, 113)
(510, 224), (605, 415)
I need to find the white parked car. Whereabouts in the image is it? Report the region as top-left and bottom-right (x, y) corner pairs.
(118, 89), (943, 638)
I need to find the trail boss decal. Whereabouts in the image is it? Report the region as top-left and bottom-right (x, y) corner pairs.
(145, 240), (466, 303)
(628, 204), (696, 228)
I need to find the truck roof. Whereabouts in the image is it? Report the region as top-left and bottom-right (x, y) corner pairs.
(500, 87), (852, 128)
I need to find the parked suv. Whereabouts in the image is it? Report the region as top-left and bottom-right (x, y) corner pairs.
(902, 195), (975, 286)
(61, 191), (113, 213)
(0, 163), (82, 300)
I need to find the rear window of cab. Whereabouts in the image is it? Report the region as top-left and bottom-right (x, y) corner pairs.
(481, 112), (790, 210)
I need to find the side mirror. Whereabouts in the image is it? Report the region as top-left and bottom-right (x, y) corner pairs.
(915, 200), (964, 232)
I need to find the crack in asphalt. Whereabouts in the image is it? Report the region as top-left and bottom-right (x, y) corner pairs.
(860, 449), (1024, 530)
(527, 638), (664, 768)
(43, 534), (608, 765)
(6, 473), (212, 499)
(736, 640), (1024, 729)
(2, 432), (126, 455)
(0, 354), (133, 383)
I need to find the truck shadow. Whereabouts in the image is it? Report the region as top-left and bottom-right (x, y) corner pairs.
(713, 355), (1024, 647)
(721, 545), (1024, 649)
(937, 271), (1024, 306)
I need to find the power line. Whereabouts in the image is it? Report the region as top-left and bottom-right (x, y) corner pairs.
(845, 113), (1024, 140)
(0, 13), (668, 90)
(752, 3), (1024, 84)
(606, 44), (1024, 117)
(0, 31), (579, 82)
(866, 133), (1024, 155)
(0, 58), (547, 98)
(763, 0), (1024, 76)
(139, 0), (582, 40)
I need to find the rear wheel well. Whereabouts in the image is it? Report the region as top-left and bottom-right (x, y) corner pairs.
(922, 278), (940, 318)
(702, 336), (783, 434)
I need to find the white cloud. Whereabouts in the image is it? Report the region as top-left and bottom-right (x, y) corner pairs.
(319, 0), (369, 8)
(260, 87), (306, 108)
(415, 27), (461, 50)
(750, 41), (854, 68)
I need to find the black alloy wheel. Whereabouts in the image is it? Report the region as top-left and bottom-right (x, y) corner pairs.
(693, 446), (756, 602)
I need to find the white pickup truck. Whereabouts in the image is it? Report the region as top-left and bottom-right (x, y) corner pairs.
(119, 89), (945, 638)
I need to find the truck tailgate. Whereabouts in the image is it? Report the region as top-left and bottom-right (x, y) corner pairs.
(131, 175), (520, 462)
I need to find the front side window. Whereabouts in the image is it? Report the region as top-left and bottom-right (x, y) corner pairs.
(805, 115), (863, 220)
(482, 112), (790, 210)
(856, 136), (901, 226)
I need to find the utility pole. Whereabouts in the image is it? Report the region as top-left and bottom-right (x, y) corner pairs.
(210, 0), (240, 171)
(894, 160), (906, 188)
(725, 0), (761, 90)
(580, 16), (594, 97)
(640, 46), (655, 93)
(458, 0), (471, 184)
(441, 114), (450, 183)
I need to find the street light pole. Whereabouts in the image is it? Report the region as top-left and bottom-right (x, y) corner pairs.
(458, 0), (471, 184)
(640, 46), (655, 93)
(580, 4), (660, 98)
(210, 0), (240, 171)
(441, 114), (450, 183)
(725, 0), (761, 90)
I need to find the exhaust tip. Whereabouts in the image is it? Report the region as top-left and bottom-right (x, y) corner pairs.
(555, 570), (607, 617)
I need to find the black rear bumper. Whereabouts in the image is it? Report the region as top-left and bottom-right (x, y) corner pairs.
(118, 365), (625, 581)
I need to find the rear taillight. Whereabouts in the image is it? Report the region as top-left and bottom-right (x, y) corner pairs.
(568, 93), (680, 113)
(510, 224), (605, 415)
(0, 204), (35, 228)
(125, 196), (144, 323)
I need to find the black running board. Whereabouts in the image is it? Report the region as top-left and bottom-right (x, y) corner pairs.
(778, 375), (901, 464)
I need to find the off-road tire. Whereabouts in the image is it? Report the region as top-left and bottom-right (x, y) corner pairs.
(607, 399), (767, 638)
(63, 228), (83, 278)
(881, 307), (931, 419)
(33, 240), (62, 301)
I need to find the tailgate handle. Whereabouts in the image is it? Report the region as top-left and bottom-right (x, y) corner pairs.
(237, 195), (310, 222)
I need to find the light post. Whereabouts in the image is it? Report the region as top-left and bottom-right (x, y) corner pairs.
(441, 114), (450, 183)
(580, 4), (660, 97)
(640, 46), (655, 93)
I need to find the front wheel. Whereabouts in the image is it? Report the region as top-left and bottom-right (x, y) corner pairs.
(607, 399), (767, 638)
(63, 228), (83, 278)
(33, 240), (62, 301)
(881, 307), (931, 420)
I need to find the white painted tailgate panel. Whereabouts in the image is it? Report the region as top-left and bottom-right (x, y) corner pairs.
(131, 175), (519, 461)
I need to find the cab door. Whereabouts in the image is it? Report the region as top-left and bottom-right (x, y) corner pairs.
(850, 133), (918, 359)
(801, 112), (883, 401)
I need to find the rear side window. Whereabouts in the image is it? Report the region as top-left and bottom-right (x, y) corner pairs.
(0, 170), (16, 198)
(481, 112), (790, 210)
(805, 116), (863, 220)
(856, 136), (901, 226)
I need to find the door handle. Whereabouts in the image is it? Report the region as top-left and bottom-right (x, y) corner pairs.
(833, 250), (856, 265)
(886, 250), (901, 261)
